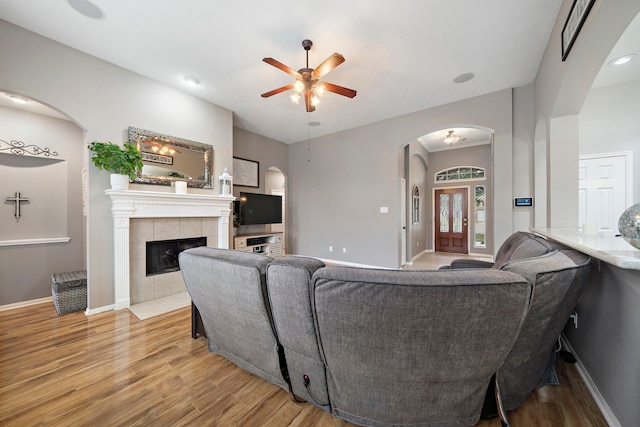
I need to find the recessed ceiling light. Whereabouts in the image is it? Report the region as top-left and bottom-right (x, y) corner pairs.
(453, 72), (475, 84)
(183, 76), (200, 87)
(68, 0), (105, 20)
(608, 54), (636, 66)
(308, 121), (321, 127)
(3, 93), (30, 104)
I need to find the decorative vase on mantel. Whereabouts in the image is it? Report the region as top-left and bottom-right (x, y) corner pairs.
(618, 202), (640, 250)
(110, 173), (130, 190)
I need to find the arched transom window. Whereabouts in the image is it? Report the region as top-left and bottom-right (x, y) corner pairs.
(435, 167), (485, 182)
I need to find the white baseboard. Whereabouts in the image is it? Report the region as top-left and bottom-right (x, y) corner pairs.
(85, 304), (115, 316)
(410, 249), (431, 263)
(0, 297), (116, 317)
(0, 296), (52, 311)
(560, 335), (620, 427)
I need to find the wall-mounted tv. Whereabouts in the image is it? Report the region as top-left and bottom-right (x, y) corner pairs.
(238, 192), (282, 225)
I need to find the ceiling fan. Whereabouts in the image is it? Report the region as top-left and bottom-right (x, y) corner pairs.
(261, 39), (357, 112)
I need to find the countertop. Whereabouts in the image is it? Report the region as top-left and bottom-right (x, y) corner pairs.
(530, 228), (640, 270)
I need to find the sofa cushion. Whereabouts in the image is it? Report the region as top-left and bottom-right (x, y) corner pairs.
(310, 266), (532, 426)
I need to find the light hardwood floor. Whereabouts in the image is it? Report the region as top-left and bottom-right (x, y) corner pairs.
(402, 251), (493, 270)
(0, 300), (607, 426)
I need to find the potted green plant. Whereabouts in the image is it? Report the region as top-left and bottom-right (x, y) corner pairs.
(88, 141), (144, 190)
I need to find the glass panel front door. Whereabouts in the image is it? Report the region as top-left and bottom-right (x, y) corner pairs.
(434, 188), (468, 254)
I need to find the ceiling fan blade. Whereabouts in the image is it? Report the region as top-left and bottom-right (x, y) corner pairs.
(262, 57), (301, 78)
(321, 82), (357, 98)
(312, 53), (346, 78)
(261, 83), (296, 98)
(304, 91), (316, 113)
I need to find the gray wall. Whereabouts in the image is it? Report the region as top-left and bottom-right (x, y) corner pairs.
(288, 89), (514, 268)
(232, 127), (289, 237)
(0, 106), (85, 305)
(564, 263), (640, 427)
(0, 20), (233, 310)
(533, 0), (640, 425)
(512, 84), (536, 231)
(233, 127), (289, 197)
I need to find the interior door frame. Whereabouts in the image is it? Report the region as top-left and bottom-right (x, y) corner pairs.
(432, 185), (471, 254)
(400, 178), (407, 266)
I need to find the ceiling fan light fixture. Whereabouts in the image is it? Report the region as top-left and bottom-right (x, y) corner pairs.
(290, 93), (301, 104)
(261, 39), (356, 112)
(443, 130), (461, 145)
(182, 75), (200, 87)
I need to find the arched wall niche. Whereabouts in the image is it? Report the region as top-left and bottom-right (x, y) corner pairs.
(0, 92), (86, 306)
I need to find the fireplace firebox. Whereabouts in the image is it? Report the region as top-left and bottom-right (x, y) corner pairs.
(146, 237), (206, 276)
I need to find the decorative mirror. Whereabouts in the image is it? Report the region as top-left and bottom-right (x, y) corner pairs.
(128, 127), (214, 188)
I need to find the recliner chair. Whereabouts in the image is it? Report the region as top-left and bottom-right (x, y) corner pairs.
(179, 247), (289, 391)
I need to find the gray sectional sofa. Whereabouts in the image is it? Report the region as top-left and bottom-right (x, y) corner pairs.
(178, 232), (590, 427)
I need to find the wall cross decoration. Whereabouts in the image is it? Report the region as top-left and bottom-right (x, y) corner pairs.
(5, 191), (30, 217)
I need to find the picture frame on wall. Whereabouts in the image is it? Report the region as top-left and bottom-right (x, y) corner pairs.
(233, 157), (259, 187)
(561, 0), (596, 61)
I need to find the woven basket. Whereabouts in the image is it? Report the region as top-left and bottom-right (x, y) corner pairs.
(51, 271), (87, 315)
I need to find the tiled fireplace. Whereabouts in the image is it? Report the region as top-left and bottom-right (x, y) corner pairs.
(130, 219), (212, 304)
(105, 189), (234, 309)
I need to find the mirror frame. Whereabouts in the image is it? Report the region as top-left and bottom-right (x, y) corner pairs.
(128, 126), (214, 188)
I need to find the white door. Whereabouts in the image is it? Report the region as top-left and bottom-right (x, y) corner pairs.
(578, 153), (631, 233)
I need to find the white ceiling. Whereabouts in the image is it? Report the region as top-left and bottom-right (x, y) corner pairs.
(0, 1), (636, 147)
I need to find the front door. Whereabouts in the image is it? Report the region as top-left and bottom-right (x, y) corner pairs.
(435, 188), (468, 254)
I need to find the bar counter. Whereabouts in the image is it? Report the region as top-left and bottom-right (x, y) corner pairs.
(530, 227), (640, 270)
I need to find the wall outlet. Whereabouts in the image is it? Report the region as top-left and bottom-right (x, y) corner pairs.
(342, 248), (347, 253)
(570, 311), (578, 328)
(329, 246), (333, 252)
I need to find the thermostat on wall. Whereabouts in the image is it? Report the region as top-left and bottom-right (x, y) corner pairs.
(514, 197), (533, 207)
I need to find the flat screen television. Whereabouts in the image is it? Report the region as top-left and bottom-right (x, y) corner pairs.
(238, 192), (282, 225)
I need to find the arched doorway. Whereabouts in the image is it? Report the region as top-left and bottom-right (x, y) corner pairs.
(265, 166), (286, 254)
(413, 126), (493, 257)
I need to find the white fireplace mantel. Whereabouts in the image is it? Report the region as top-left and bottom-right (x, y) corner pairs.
(105, 189), (234, 309)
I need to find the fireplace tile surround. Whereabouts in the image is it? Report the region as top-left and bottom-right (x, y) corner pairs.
(105, 189), (234, 310)
(130, 219), (213, 304)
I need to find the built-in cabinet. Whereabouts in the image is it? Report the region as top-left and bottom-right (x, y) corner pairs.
(234, 232), (283, 258)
